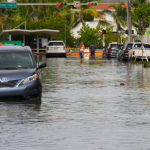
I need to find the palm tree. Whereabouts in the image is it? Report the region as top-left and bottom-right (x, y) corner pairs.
(15, 0), (55, 20)
(55, 3), (107, 29)
(0, 12), (16, 32)
(103, 0), (127, 31)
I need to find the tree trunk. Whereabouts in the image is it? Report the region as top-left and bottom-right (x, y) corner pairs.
(80, 8), (86, 26)
(1, 24), (3, 31)
(81, 18), (86, 26)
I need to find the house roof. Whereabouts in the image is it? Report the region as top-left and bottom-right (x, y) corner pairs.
(92, 3), (127, 10)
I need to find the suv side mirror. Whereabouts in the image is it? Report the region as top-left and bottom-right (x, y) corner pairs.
(38, 62), (46, 69)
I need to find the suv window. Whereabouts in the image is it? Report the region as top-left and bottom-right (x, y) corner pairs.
(134, 44), (141, 47)
(48, 42), (64, 46)
(134, 44), (150, 48)
(127, 44), (133, 49)
(144, 44), (150, 48)
(118, 44), (123, 49)
(110, 44), (123, 49)
(0, 52), (34, 69)
(110, 44), (118, 48)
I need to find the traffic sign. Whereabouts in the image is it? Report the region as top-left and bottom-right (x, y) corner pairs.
(118, 30), (125, 34)
(0, 2), (17, 8)
(146, 28), (150, 36)
(74, 1), (80, 7)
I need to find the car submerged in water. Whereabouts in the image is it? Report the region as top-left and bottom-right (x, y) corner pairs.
(105, 43), (123, 58)
(117, 42), (134, 61)
(0, 45), (46, 103)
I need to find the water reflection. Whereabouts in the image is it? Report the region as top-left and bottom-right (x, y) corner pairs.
(1, 56), (150, 149)
(0, 103), (41, 124)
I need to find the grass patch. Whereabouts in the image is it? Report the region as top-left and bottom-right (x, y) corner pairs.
(130, 60), (150, 67)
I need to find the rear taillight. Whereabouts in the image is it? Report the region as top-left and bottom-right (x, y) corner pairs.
(133, 51), (135, 55)
(124, 49), (129, 53)
(108, 48), (113, 51)
(63, 46), (66, 50)
(46, 47), (49, 50)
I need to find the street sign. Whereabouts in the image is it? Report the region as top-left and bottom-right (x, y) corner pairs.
(146, 28), (150, 36)
(0, 2), (17, 8)
(118, 30), (125, 34)
(74, 1), (80, 7)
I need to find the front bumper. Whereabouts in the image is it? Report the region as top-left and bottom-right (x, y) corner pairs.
(0, 79), (42, 102)
(123, 53), (129, 60)
(46, 53), (66, 57)
(106, 52), (117, 57)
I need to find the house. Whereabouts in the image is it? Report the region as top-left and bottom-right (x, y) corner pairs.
(72, 2), (149, 43)
(72, 3), (128, 37)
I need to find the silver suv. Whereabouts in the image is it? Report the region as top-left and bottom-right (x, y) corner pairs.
(117, 42), (134, 61)
(105, 43), (123, 58)
(46, 41), (66, 57)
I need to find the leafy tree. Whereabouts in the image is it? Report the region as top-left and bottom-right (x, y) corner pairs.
(103, 0), (127, 31)
(9, 15), (75, 47)
(55, 1), (107, 28)
(131, 2), (150, 37)
(104, 26), (127, 47)
(77, 24), (127, 49)
(77, 24), (97, 48)
(130, 0), (147, 7)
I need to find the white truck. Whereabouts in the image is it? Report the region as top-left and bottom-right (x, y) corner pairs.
(129, 42), (150, 61)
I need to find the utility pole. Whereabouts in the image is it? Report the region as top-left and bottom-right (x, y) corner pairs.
(65, 25), (66, 47)
(127, 0), (133, 42)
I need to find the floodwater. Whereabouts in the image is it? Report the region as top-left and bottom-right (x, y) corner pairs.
(1, 56), (150, 150)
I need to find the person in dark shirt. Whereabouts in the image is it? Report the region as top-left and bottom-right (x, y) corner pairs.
(90, 43), (96, 57)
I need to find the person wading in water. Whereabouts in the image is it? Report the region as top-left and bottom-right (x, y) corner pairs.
(78, 42), (85, 63)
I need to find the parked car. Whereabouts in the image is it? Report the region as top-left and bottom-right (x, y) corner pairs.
(46, 41), (66, 57)
(105, 43), (123, 58)
(129, 43), (150, 61)
(0, 45), (46, 103)
(117, 42), (134, 61)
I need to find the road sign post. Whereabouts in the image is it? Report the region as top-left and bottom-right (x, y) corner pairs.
(74, 1), (80, 7)
(0, 2), (17, 8)
(118, 31), (125, 44)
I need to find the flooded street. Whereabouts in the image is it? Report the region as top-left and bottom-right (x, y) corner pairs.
(1, 56), (150, 150)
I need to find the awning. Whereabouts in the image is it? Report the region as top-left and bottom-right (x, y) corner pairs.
(2, 29), (59, 51)
(3, 29), (59, 35)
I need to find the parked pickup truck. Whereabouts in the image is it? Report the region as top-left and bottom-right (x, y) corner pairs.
(129, 42), (150, 61)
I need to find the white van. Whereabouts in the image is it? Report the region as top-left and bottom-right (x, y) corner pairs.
(46, 41), (66, 57)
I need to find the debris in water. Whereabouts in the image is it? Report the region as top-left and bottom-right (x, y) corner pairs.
(120, 83), (125, 86)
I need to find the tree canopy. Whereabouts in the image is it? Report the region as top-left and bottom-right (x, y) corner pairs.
(0, 0), (149, 47)
(131, 2), (150, 37)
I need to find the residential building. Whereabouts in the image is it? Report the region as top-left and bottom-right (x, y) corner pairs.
(72, 3), (127, 37)
(72, 2), (149, 43)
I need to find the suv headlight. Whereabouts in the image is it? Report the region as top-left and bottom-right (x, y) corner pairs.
(16, 74), (38, 87)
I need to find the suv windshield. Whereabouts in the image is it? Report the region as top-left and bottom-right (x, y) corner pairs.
(0, 52), (34, 69)
(111, 44), (122, 49)
(48, 42), (64, 46)
(127, 44), (133, 49)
